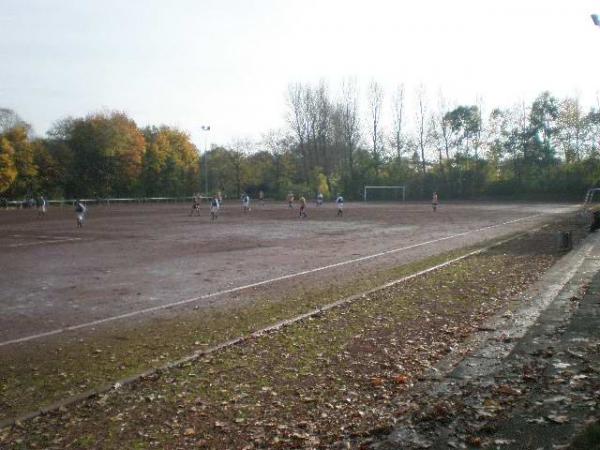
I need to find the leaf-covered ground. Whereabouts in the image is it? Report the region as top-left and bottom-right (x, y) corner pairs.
(0, 245), (483, 422)
(1, 224), (580, 449)
(365, 261), (600, 450)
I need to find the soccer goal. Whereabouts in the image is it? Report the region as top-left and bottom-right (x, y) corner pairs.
(363, 185), (406, 202)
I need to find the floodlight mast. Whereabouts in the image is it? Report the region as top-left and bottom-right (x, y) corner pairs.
(201, 125), (210, 195)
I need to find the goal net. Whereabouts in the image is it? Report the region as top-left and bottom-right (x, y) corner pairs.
(363, 185), (406, 202)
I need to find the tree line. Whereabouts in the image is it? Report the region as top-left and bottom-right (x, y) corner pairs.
(0, 109), (200, 199)
(2, 84), (600, 201)
(280, 83), (600, 201)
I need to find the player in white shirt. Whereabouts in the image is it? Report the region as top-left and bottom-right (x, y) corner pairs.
(75, 200), (87, 228)
(210, 197), (220, 221)
(316, 192), (323, 206)
(38, 195), (47, 218)
(335, 195), (344, 217)
(242, 193), (251, 213)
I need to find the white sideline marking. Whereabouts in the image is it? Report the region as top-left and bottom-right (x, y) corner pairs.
(7, 237), (82, 248)
(0, 214), (542, 347)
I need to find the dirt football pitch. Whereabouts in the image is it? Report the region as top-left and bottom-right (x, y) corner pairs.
(0, 200), (577, 347)
(0, 202), (573, 345)
(0, 199), (587, 427)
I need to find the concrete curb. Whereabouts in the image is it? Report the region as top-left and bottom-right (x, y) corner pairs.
(396, 229), (600, 396)
(373, 232), (600, 449)
(457, 231), (600, 382)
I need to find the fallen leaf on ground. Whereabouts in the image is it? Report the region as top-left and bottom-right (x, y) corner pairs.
(371, 377), (385, 387)
(547, 414), (569, 424)
(392, 374), (409, 384)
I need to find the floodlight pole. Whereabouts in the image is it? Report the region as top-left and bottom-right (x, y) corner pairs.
(201, 125), (210, 195)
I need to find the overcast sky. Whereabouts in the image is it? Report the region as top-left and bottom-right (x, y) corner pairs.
(1, 0), (599, 149)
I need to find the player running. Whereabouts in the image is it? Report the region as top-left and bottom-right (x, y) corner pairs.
(299, 196), (307, 218)
(37, 195), (47, 218)
(316, 192), (323, 206)
(190, 194), (201, 216)
(242, 193), (251, 213)
(287, 192), (294, 208)
(75, 200), (87, 228)
(335, 194), (344, 217)
(432, 192), (439, 212)
(210, 196), (220, 221)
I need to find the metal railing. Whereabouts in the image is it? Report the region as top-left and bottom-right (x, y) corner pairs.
(1, 196), (198, 208)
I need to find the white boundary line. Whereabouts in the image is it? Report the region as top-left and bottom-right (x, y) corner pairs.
(0, 214), (542, 347)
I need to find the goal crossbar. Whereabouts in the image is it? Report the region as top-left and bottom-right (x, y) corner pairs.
(363, 185), (406, 202)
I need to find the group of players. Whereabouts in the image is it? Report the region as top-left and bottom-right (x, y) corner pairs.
(24, 190), (439, 227)
(39, 197), (88, 227)
(190, 192), (223, 220)
(285, 191), (340, 218)
(18, 195), (87, 227)
(188, 190), (347, 221)
(190, 191), (439, 220)
(188, 190), (442, 221)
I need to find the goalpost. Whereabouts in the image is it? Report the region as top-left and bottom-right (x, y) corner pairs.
(363, 185), (406, 202)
